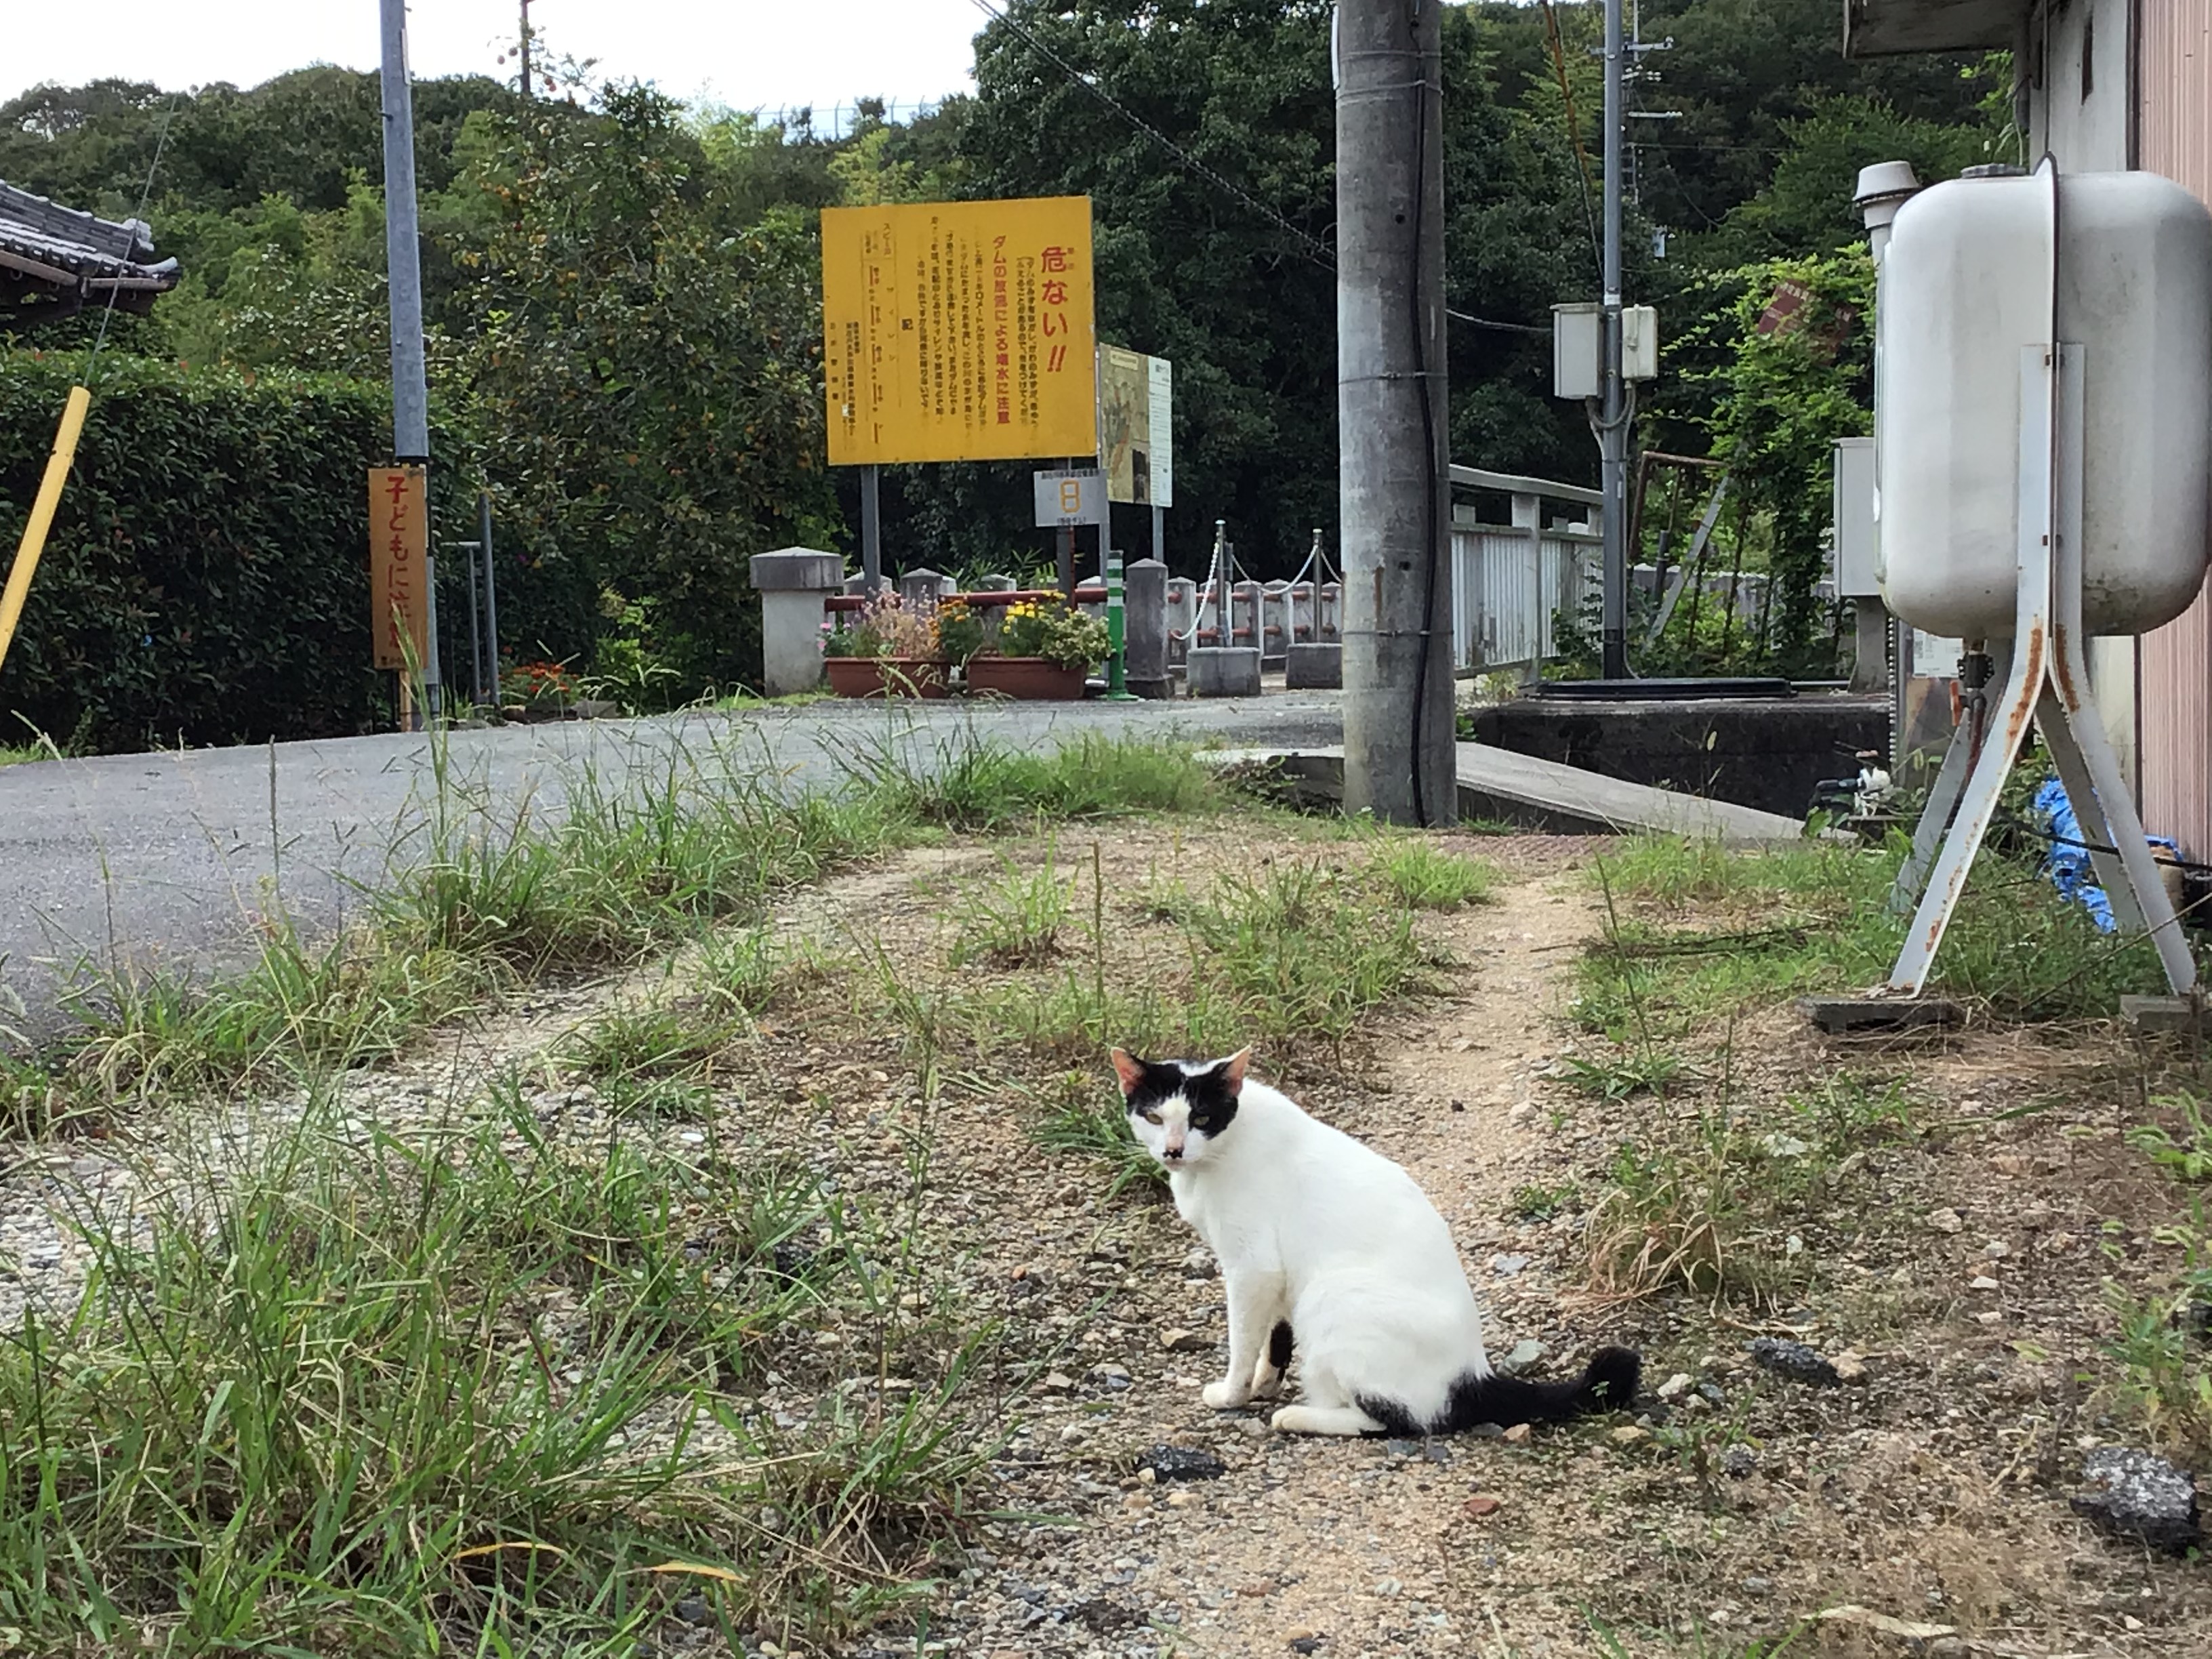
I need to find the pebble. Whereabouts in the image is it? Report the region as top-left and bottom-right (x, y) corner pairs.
(2072, 1447), (2202, 1553)
(1746, 1337), (1839, 1387)
(1502, 1422), (1532, 1445)
(1721, 1446), (1757, 1479)
(1656, 1372), (1694, 1401)
(1139, 1446), (1227, 1483)
(1160, 1328), (1210, 1353)
(1489, 1254), (1532, 1277)
(1372, 1577), (1404, 1598)
(1496, 1338), (1546, 1375)
(1830, 1350), (1868, 1385)
(1610, 1425), (1651, 1446)
(1928, 1207), (1964, 1234)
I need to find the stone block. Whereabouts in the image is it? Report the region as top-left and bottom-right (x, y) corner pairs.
(748, 547), (842, 592)
(1187, 647), (1262, 699)
(1285, 641), (1343, 690)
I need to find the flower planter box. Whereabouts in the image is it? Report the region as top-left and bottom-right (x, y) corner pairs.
(824, 655), (951, 699)
(964, 655), (1089, 701)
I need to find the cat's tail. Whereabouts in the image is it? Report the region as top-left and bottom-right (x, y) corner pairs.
(1439, 1345), (1643, 1431)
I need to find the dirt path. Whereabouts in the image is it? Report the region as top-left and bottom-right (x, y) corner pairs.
(895, 848), (1637, 1659)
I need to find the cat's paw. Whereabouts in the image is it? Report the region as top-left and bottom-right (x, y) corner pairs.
(1202, 1378), (1252, 1410)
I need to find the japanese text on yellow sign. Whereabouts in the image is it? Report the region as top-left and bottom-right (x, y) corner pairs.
(822, 197), (1097, 466)
(368, 466), (430, 672)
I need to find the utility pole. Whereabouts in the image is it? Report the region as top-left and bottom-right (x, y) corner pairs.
(1338, 0), (1455, 826)
(1599, 0), (1630, 681)
(519, 0), (534, 99)
(380, 0), (440, 720)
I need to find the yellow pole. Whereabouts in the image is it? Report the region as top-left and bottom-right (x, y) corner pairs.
(0, 385), (93, 676)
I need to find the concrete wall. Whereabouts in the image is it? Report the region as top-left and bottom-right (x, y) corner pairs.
(1464, 695), (1891, 819)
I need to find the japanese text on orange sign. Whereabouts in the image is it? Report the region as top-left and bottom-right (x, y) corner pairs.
(822, 197), (1097, 466)
(368, 466), (430, 672)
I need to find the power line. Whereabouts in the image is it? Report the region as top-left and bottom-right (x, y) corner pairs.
(964, 0), (1552, 337)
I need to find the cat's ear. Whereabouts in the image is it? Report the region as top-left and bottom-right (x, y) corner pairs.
(1218, 1048), (1252, 1095)
(1109, 1048), (1147, 1097)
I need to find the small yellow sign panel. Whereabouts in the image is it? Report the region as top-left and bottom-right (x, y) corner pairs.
(368, 465), (430, 672)
(823, 197), (1098, 466)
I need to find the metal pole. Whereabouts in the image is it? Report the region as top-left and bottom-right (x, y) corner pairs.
(1599, 0), (1629, 682)
(464, 537), (482, 708)
(519, 0), (533, 98)
(1151, 502), (1165, 567)
(478, 491), (500, 703)
(861, 462), (882, 591)
(1337, 0), (1454, 825)
(380, 0), (439, 722)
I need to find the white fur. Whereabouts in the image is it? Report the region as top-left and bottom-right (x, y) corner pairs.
(1126, 1063), (1492, 1437)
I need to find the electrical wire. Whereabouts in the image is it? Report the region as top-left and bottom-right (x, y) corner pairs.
(83, 96), (179, 384)
(965, 0), (1551, 337)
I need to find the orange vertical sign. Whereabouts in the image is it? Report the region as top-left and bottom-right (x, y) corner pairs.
(368, 466), (429, 671)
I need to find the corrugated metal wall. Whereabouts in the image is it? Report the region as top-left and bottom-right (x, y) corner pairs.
(2138, 0), (2212, 857)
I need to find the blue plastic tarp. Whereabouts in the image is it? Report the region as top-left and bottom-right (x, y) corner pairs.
(2032, 777), (2179, 933)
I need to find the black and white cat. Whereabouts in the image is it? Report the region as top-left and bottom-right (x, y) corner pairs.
(1110, 1046), (1641, 1437)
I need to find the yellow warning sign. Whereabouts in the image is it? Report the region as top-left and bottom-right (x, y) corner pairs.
(822, 197), (1097, 466)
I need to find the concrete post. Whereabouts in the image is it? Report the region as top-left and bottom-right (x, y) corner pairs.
(1126, 557), (1170, 699)
(750, 547), (844, 697)
(1338, 0), (1454, 824)
(899, 567), (952, 609)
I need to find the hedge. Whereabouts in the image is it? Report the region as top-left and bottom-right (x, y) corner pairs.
(0, 351), (590, 752)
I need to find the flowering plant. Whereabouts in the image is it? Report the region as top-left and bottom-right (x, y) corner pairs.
(990, 597), (1109, 670)
(934, 599), (987, 664)
(823, 594), (941, 659)
(501, 658), (579, 708)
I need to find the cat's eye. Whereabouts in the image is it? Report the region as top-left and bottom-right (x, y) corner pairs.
(1142, 1110), (1162, 1124)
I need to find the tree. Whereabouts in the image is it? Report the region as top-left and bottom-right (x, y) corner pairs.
(458, 85), (838, 693)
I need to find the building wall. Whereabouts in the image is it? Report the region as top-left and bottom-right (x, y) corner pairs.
(2022, 0), (2142, 796)
(2026, 0), (2132, 167)
(2136, 0), (2212, 859)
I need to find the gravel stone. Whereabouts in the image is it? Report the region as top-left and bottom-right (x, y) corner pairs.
(2071, 1448), (2202, 1554)
(1746, 1337), (1840, 1387)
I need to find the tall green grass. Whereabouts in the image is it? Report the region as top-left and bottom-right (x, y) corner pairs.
(1574, 832), (2179, 1034)
(0, 1092), (990, 1653)
(12, 728), (1217, 1129)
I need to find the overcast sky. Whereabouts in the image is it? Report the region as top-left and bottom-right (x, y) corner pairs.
(5, 0), (987, 119)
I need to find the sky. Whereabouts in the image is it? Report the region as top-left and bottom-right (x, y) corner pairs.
(4, 0), (987, 121)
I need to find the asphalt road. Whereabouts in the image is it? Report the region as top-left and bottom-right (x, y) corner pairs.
(0, 693), (1343, 1044)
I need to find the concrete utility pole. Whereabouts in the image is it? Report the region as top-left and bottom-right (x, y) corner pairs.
(380, 0), (440, 716)
(1338, 0), (1455, 827)
(519, 0), (534, 99)
(1599, 0), (1630, 680)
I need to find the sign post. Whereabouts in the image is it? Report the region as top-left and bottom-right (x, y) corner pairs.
(369, 465), (431, 726)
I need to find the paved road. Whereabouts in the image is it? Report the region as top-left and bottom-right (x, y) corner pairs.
(0, 694), (1344, 1044)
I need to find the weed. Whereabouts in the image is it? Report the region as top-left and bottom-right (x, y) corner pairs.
(1028, 1071), (1164, 1198)
(1558, 1049), (1692, 1103)
(697, 924), (786, 1015)
(1577, 832), (2175, 1033)
(1509, 1181), (1581, 1222)
(0, 1092), (986, 1654)
(950, 840), (1075, 967)
(562, 1002), (737, 1084)
(1366, 839), (1498, 909)
(2129, 1088), (2212, 1181)
(1584, 1113), (1796, 1305)
(1187, 859), (1441, 1048)
(846, 726), (1217, 832)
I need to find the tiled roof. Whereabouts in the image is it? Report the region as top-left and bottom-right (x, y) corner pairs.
(0, 180), (180, 298)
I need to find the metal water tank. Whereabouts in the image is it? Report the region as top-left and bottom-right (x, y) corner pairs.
(1875, 169), (2212, 640)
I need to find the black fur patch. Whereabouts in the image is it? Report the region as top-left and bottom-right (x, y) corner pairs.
(1269, 1319), (1294, 1370)
(1355, 1346), (1642, 1437)
(1122, 1054), (1242, 1140)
